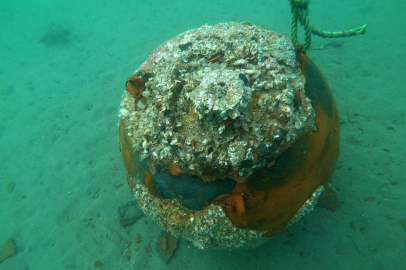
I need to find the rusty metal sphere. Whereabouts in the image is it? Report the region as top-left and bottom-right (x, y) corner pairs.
(118, 22), (340, 249)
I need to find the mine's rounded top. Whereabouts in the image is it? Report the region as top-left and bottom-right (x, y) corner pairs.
(119, 22), (316, 179)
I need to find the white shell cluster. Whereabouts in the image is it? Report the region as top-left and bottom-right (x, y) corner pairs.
(193, 69), (252, 120)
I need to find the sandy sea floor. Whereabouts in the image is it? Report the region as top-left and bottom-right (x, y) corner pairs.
(0, 0), (405, 269)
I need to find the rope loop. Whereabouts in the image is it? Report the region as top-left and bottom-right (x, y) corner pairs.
(289, 0), (366, 52)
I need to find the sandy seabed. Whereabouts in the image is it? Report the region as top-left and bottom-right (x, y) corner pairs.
(0, 0), (405, 269)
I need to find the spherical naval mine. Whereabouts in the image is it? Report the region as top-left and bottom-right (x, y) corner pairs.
(118, 22), (340, 249)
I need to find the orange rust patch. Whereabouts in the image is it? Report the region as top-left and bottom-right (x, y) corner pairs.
(294, 90), (302, 107)
(266, 160), (275, 168)
(169, 162), (182, 176)
(225, 119), (233, 127)
(118, 119), (137, 177)
(144, 170), (152, 188)
(232, 167), (238, 177)
(227, 195), (245, 217)
(143, 170), (159, 197)
(247, 93), (261, 113)
(295, 45), (308, 71)
(125, 74), (145, 98)
(207, 54), (221, 62)
(124, 146), (131, 161)
(191, 139), (195, 147)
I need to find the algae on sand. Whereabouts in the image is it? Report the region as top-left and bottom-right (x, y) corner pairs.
(0, 238), (15, 263)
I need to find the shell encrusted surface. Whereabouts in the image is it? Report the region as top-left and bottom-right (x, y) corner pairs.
(119, 22), (319, 249)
